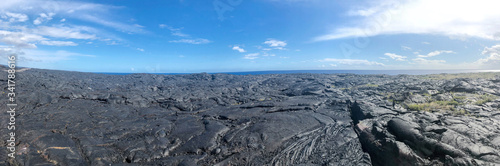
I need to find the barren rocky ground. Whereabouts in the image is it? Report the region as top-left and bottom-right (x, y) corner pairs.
(1, 68), (500, 165)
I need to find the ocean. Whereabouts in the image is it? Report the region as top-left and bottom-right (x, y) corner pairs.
(97, 69), (500, 76)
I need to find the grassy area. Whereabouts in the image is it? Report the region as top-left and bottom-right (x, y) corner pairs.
(418, 72), (500, 80)
(404, 92), (498, 116)
(406, 101), (459, 112)
(475, 94), (498, 105)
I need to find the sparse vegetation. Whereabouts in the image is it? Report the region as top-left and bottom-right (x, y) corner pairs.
(434, 100), (460, 106)
(340, 87), (351, 91)
(403, 92), (498, 116)
(452, 95), (466, 100)
(453, 109), (468, 116)
(418, 72), (500, 80)
(474, 94), (498, 105)
(406, 102), (455, 112)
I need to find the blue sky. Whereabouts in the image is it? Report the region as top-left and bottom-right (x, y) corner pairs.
(0, 0), (499, 73)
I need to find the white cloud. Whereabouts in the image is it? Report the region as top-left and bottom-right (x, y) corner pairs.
(21, 49), (95, 62)
(0, 0), (147, 33)
(40, 41), (78, 46)
(314, 0), (500, 41)
(0, 0), (138, 65)
(232, 46), (246, 52)
(1, 0), (145, 34)
(3, 12), (28, 22)
(243, 53), (259, 59)
(384, 53), (407, 61)
(417, 50), (454, 58)
(412, 58), (446, 65)
(264, 39), (287, 49)
(137, 48), (144, 52)
(401, 46), (411, 51)
(422, 42), (430, 45)
(474, 44), (500, 67)
(0, 30), (45, 48)
(33, 13), (55, 25)
(35, 26), (97, 40)
(262, 52), (276, 57)
(160, 24), (190, 37)
(78, 14), (145, 34)
(161, 24), (211, 44)
(321, 58), (384, 66)
(169, 39), (211, 44)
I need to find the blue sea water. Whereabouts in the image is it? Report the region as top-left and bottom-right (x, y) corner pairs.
(97, 70), (500, 76)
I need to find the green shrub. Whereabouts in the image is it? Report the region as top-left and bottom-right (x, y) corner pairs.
(406, 100), (462, 112)
(475, 94), (498, 105)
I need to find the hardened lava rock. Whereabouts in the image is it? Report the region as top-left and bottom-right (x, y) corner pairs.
(0, 67), (499, 165)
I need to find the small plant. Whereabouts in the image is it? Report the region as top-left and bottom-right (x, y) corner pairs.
(407, 104), (426, 111)
(340, 87), (351, 91)
(453, 109), (467, 115)
(452, 95), (466, 100)
(435, 100), (460, 106)
(474, 94), (498, 105)
(405, 100), (463, 112)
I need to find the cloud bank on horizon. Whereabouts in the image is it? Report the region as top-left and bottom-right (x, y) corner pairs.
(0, 0), (498, 72)
(314, 0), (500, 41)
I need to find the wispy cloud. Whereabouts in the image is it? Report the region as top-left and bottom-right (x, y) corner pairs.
(34, 26), (97, 40)
(314, 0), (500, 41)
(1, 0), (145, 34)
(169, 39), (211, 44)
(384, 53), (407, 61)
(159, 24), (190, 37)
(40, 41), (78, 46)
(243, 53), (259, 59)
(137, 48), (144, 52)
(232, 46), (246, 52)
(321, 58), (384, 66)
(78, 14), (145, 34)
(401, 46), (411, 51)
(412, 58), (446, 65)
(33, 13), (55, 25)
(262, 52), (275, 57)
(0, 0), (140, 64)
(417, 50), (454, 58)
(0, 30), (45, 48)
(161, 24), (211, 44)
(22, 49), (95, 62)
(2, 12), (29, 22)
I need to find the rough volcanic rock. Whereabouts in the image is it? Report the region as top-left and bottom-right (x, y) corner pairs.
(0, 67), (499, 166)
